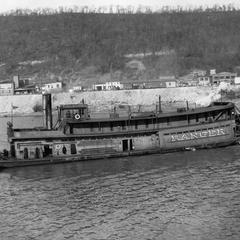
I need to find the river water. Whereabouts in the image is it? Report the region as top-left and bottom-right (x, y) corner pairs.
(0, 145), (240, 240)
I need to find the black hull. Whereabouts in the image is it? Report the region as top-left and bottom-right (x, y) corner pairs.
(0, 139), (237, 169)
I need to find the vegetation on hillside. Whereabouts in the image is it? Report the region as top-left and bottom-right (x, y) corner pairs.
(0, 6), (240, 83)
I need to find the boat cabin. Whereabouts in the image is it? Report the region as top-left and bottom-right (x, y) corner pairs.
(58, 103), (89, 121)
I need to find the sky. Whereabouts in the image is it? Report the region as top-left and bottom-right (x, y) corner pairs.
(1, 0), (240, 13)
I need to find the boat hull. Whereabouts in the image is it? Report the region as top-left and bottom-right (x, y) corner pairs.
(0, 138), (237, 168)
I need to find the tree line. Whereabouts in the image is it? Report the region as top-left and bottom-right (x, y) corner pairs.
(0, 6), (240, 77)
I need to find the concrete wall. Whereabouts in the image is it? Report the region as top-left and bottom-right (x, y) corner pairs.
(1, 85), (240, 116)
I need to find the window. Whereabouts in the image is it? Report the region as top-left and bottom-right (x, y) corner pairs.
(122, 121), (126, 130)
(145, 120), (149, 128)
(62, 146), (67, 154)
(196, 114), (199, 122)
(90, 123), (94, 132)
(71, 144), (77, 154)
(205, 113), (208, 121)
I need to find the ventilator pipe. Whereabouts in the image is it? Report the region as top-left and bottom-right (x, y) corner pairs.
(42, 93), (53, 130)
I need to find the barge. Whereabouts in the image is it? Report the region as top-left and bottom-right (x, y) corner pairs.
(0, 94), (240, 168)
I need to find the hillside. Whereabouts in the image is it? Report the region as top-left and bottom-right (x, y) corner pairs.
(1, 7), (240, 84)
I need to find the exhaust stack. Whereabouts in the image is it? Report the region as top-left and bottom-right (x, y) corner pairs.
(42, 93), (53, 130)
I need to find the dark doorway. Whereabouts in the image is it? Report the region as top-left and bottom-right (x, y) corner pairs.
(129, 139), (133, 150)
(10, 144), (15, 157)
(35, 147), (40, 158)
(71, 144), (77, 154)
(23, 148), (28, 159)
(122, 139), (128, 151)
(62, 146), (67, 154)
(43, 145), (52, 157)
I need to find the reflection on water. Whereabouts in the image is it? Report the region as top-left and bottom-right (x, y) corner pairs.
(0, 146), (240, 240)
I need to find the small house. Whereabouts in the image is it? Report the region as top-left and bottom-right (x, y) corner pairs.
(42, 82), (63, 92)
(105, 82), (123, 90)
(92, 83), (106, 91)
(179, 73), (198, 86)
(73, 86), (83, 92)
(198, 76), (211, 86)
(211, 72), (237, 85)
(0, 82), (14, 95)
(234, 77), (240, 85)
(159, 76), (177, 88)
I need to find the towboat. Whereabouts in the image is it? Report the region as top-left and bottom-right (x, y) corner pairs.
(0, 94), (240, 168)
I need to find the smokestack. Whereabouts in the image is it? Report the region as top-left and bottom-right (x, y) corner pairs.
(42, 93), (53, 130)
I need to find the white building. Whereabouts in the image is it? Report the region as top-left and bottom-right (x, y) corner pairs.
(210, 69), (216, 75)
(0, 83), (14, 95)
(72, 86), (83, 92)
(42, 82), (62, 92)
(159, 79), (177, 88)
(93, 82), (123, 91)
(211, 72), (237, 85)
(198, 76), (211, 86)
(105, 82), (123, 90)
(159, 76), (178, 88)
(234, 77), (240, 85)
(92, 83), (106, 91)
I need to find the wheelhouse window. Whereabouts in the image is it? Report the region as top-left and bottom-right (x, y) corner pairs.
(121, 121), (126, 130)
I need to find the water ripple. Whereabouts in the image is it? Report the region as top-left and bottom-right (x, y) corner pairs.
(0, 146), (240, 239)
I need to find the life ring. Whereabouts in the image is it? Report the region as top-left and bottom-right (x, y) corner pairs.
(55, 144), (61, 150)
(75, 114), (80, 120)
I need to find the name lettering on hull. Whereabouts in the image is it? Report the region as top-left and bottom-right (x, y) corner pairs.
(170, 128), (227, 142)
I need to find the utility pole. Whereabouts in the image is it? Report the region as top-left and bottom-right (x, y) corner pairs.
(159, 95), (162, 113)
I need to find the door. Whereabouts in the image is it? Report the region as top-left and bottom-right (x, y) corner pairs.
(122, 139), (128, 151)
(129, 139), (133, 150)
(71, 144), (77, 154)
(43, 145), (52, 157)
